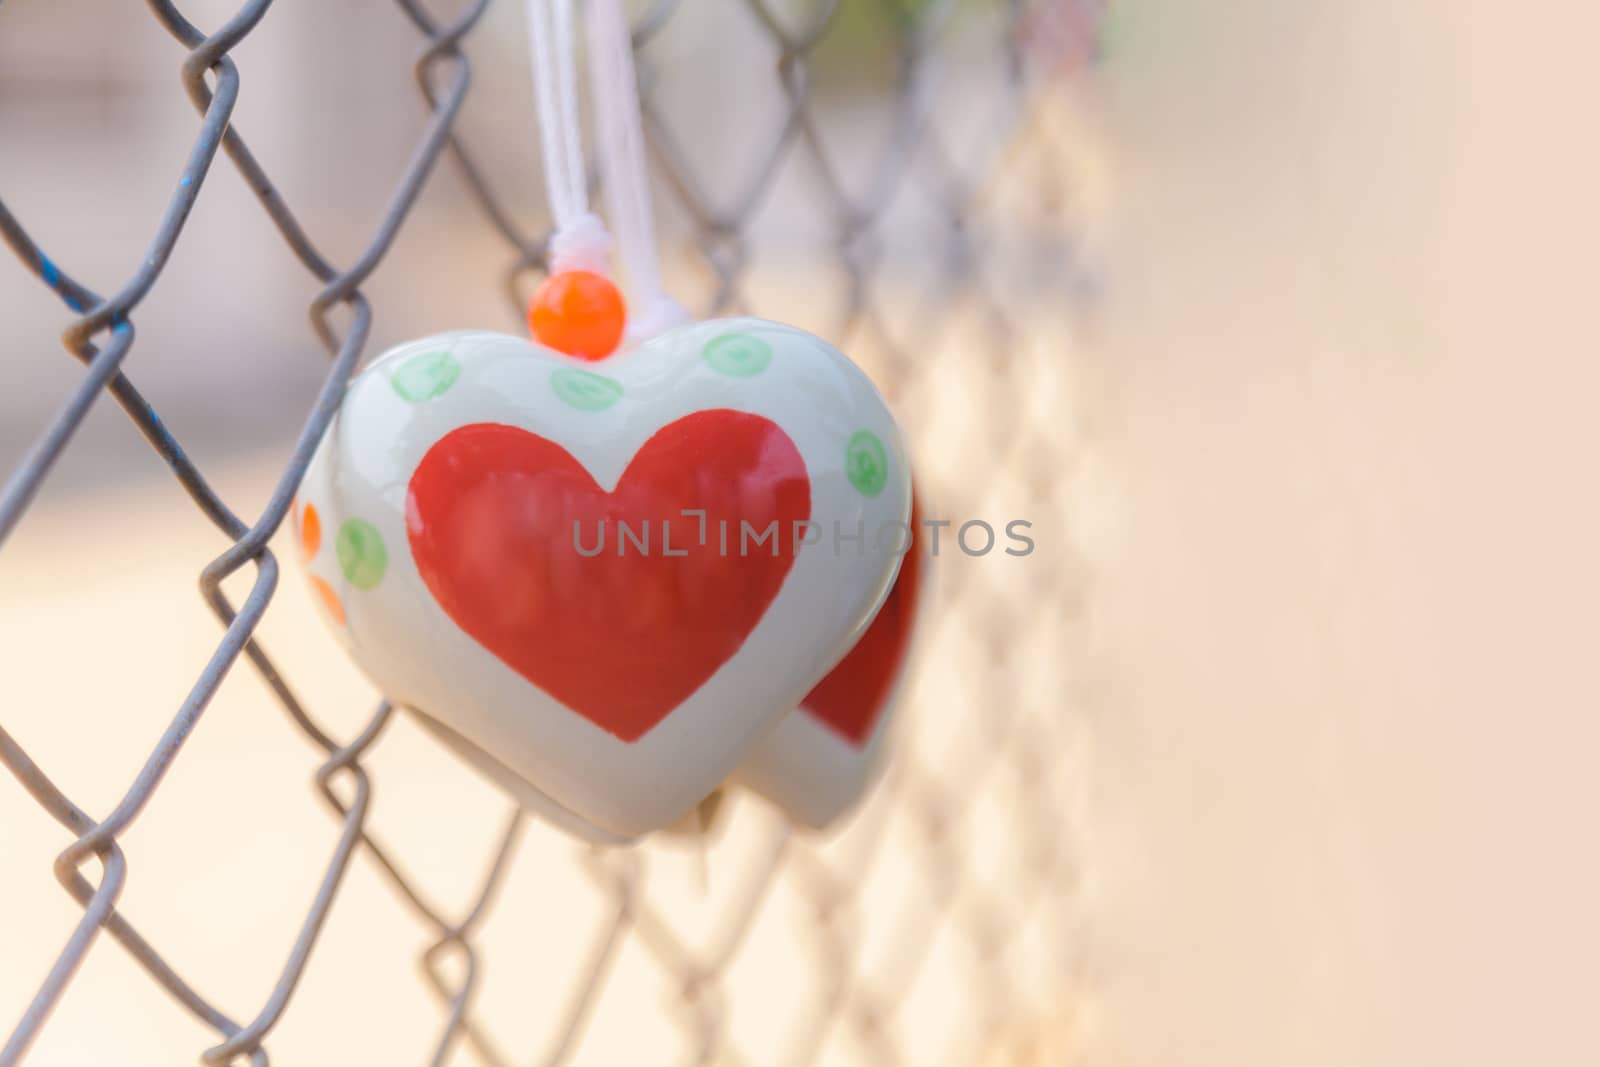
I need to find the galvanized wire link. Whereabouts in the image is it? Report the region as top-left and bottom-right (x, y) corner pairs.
(0, 0), (1100, 1063)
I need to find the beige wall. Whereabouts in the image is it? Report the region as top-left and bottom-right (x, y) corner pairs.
(1088, 1), (1600, 1064)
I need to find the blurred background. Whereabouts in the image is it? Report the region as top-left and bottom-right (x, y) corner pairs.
(1091, 2), (1600, 1066)
(1, 0), (1097, 1064)
(10, 0), (1600, 1066)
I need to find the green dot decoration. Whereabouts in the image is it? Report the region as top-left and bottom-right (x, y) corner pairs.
(336, 518), (388, 590)
(846, 430), (889, 497)
(551, 367), (624, 411)
(702, 333), (773, 377)
(391, 350), (461, 403)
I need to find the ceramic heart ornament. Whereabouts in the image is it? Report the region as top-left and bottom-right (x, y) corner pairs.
(296, 318), (911, 843)
(735, 493), (929, 828)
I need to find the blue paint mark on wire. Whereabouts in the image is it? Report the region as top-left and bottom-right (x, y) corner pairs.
(36, 248), (60, 288)
(36, 247), (90, 314)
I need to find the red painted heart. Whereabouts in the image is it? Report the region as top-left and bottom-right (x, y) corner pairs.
(406, 410), (812, 742)
(800, 496), (924, 745)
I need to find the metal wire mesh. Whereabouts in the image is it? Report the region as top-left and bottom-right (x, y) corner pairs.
(0, 0), (1102, 1063)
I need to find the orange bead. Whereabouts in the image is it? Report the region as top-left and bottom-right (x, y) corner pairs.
(528, 270), (626, 361)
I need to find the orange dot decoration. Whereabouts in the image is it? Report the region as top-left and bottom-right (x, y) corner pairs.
(308, 574), (345, 625)
(298, 501), (322, 561)
(528, 269), (627, 361)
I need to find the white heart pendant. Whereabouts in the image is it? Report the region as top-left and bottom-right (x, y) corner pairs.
(296, 318), (911, 842)
(735, 493), (929, 828)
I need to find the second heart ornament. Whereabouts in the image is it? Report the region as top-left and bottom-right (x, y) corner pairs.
(736, 493), (929, 829)
(659, 495), (927, 840)
(297, 318), (911, 843)
(732, 492), (934, 831)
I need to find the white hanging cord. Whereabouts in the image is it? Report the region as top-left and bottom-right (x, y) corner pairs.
(584, 0), (687, 339)
(527, 0), (611, 275)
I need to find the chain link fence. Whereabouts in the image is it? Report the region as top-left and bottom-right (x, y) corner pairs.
(0, 0), (1104, 1063)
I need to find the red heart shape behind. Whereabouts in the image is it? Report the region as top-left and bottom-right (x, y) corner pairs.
(406, 410), (811, 742)
(800, 495), (924, 746)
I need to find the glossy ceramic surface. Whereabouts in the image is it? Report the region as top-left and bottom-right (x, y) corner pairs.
(297, 319), (911, 842)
